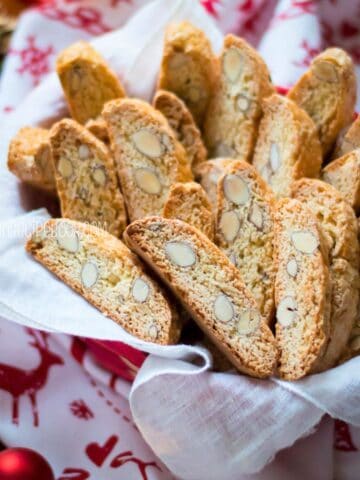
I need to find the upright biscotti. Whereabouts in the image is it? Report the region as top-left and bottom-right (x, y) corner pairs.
(252, 94), (322, 197)
(292, 179), (359, 370)
(204, 34), (274, 160)
(287, 48), (356, 155)
(322, 149), (360, 212)
(124, 216), (278, 378)
(26, 219), (181, 344)
(153, 89), (207, 171)
(103, 98), (192, 221)
(163, 181), (214, 240)
(8, 127), (55, 193)
(56, 41), (126, 124)
(158, 21), (217, 126)
(274, 198), (331, 380)
(215, 160), (276, 324)
(49, 119), (127, 237)
(332, 115), (360, 159)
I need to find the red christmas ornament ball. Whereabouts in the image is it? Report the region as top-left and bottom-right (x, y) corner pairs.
(0, 448), (54, 480)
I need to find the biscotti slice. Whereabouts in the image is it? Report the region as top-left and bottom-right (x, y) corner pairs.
(26, 219), (180, 344)
(50, 119), (127, 237)
(163, 182), (214, 240)
(153, 89), (207, 171)
(292, 179), (359, 370)
(56, 41), (126, 124)
(157, 21), (217, 126)
(204, 34), (274, 160)
(287, 48), (356, 155)
(85, 117), (109, 145)
(322, 149), (360, 212)
(332, 115), (360, 159)
(124, 216), (278, 378)
(274, 198), (331, 380)
(102, 98), (192, 222)
(194, 158), (235, 211)
(215, 160), (276, 324)
(8, 127), (55, 193)
(252, 94), (322, 197)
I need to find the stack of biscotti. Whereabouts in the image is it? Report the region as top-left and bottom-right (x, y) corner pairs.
(7, 24), (360, 379)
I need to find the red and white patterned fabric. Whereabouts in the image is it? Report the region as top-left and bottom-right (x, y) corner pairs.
(1, 1), (360, 479)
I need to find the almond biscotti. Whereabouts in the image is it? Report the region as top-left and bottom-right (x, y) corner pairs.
(158, 21), (217, 127)
(56, 41), (126, 124)
(215, 160), (276, 324)
(85, 117), (109, 145)
(252, 94), (322, 197)
(332, 115), (360, 159)
(153, 89), (207, 171)
(50, 119), (127, 237)
(102, 98), (192, 222)
(322, 149), (360, 212)
(124, 216), (278, 378)
(292, 179), (359, 370)
(26, 219), (180, 344)
(163, 181), (214, 240)
(287, 48), (356, 155)
(8, 127), (55, 194)
(274, 198), (331, 380)
(204, 34), (274, 160)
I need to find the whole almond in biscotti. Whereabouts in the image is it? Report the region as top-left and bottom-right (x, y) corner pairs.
(26, 219), (181, 344)
(274, 198), (331, 380)
(163, 182), (215, 240)
(292, 178), (359, 370)
(252, 94), (322, 197)
(322, 149), (360, 213)
(158, 22), (217, 127)
(85, 117), (110, 145)
(49, 119), (126, 237)
(332, 116), (360, 160)
(56, 41), (126, 124)
(8, 127), (56, 194)
(216, 160), (276, 325)
(153, 89), (207, 172)
(102, 98), (192, 222)
(288, 48), (356, 156)
(204, 34), (274, 160)
(124, 216), (278, 379)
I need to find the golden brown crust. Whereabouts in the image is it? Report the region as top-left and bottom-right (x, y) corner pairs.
(56, 41), (126, 124)
(288, 48), (356, 155)
(332, 115), (360, 160)
(8, 127), (56, 194)
(163, 181), (215, 240)
(158, 21), (217, 127)
(103, 98), (192, 222)
(26, 218), (180, 344)
(204, 34), (274, 160)
(85, 117), (109, 145)
(252, 94), (322, 197)
(124, 216), (278, 378)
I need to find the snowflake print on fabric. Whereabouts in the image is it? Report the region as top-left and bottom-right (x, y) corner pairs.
(334, 419), (358, 452)
(272, 0), (317, 27)
(293, 40), (321, 67)
(70, 399), (94, 420)
(201, 0), (222, 18)
(10, 36), (54, 86)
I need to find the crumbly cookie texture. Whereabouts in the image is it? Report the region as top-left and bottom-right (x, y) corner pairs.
(204, 34), (274, 160)
(332, 115), (360, 160)
(124, 216), (278, 378)
(215, 160), (276, 325)
(49, 119), (127, 237)
(8, 126), (56, 194)
(102, 98), (192, 222)
(26, 219), (180, 344)
(56, 41), (126, 124)
(292, 179), (359, 370)
(85, 117), (109, 145)
(287, 48), (356, 156)
(274, 198), (331, 380)
(158, 21), (217, 127)
(163, 181), (215, 240)
(322, 149), (360, 212)
(194, 158), (236, 211)
(153, 89), (207, 172)
(252, 94), (322, 197)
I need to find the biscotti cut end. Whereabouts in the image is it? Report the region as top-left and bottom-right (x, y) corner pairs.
(56, 41), (126, 124)
(85, 117), (110, 145)
(332, 115), (360, 160)
(124, 216), (278, 378)
(26, 218), (180, 344)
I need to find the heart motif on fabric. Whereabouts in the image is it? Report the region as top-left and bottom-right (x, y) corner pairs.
(85, 435), (119, 467)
